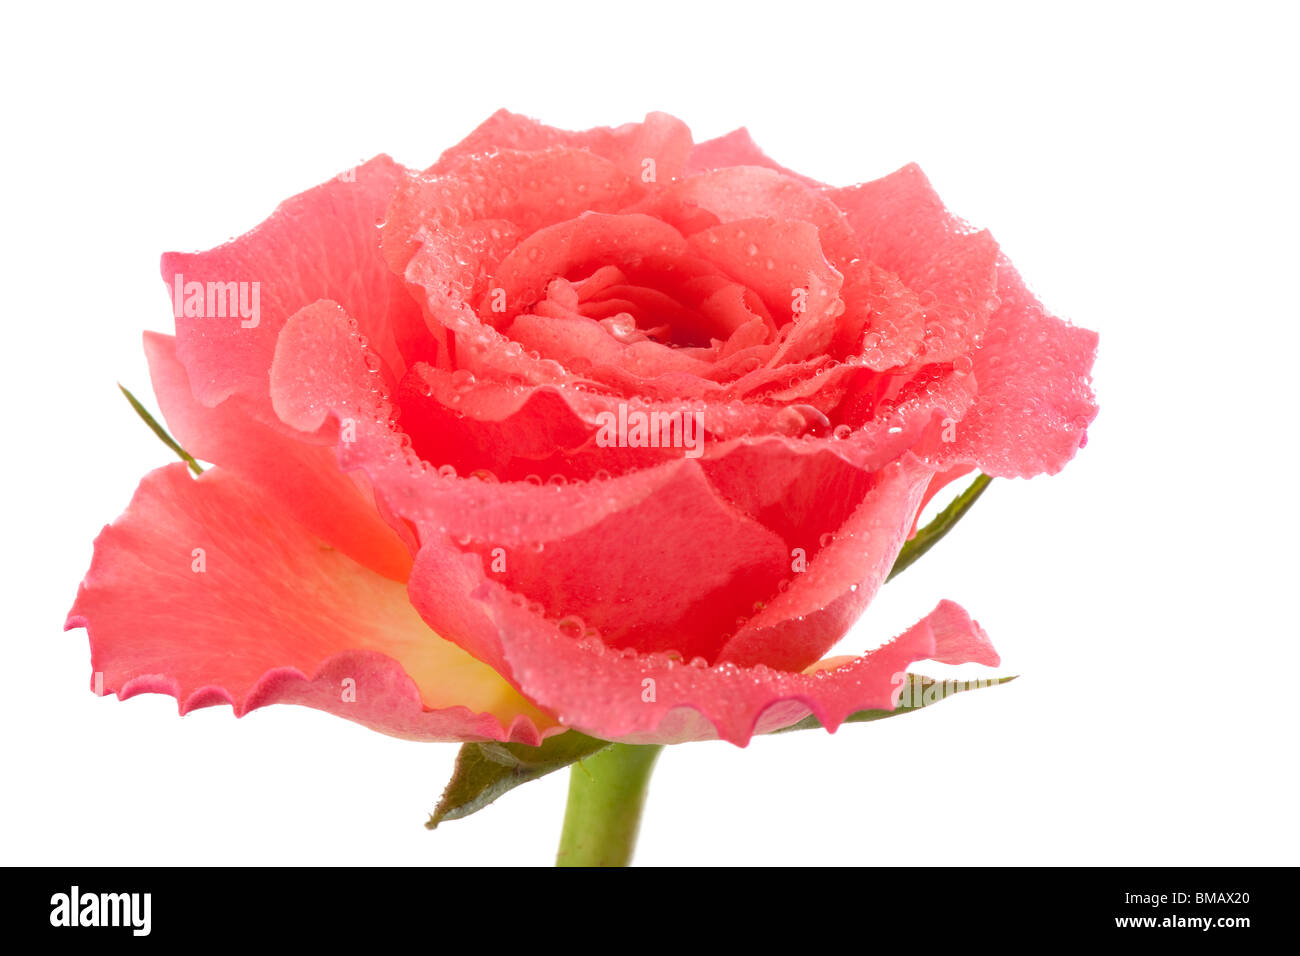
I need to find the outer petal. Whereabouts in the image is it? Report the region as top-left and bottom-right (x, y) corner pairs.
(448, 590), (999, 745)
(145, 331), (413, 581)
(162, 155), (422, 409)
(832, 164), (1097, 473)
(381, 147), (643, 277)
(432, 109), (694, 182)
(829, 164), (977, 275)
(686, 128), (825, 188)
(830, 164), (999, 362)
(66, 463), (556, 743)
(932, 258), (1099, 476)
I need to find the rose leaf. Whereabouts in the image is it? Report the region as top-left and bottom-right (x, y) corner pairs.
(428, 731), (612, 829)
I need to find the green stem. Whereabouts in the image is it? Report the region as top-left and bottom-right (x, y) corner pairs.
(555, 743), (662, 867)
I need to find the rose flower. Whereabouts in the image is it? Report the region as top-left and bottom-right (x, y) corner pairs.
(68, 111), (1097, 746)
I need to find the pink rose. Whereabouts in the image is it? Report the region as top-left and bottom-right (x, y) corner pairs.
(68, 110), (1097, 746)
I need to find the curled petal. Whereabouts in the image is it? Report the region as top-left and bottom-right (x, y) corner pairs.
(66, 464), (557, 743)
(492, 213), (691, 320)
(932, 258), (1099, 477)
(162, 155), (422, 409)
(687, 217), (843, 357)
(396, 363), (596, 472)
(507, 305), (716, 383)
(830, 163), (978, 280)
(831, 165), (999, 361)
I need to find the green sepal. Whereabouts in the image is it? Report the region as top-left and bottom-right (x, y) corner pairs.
(119, 383), (203, 475)
(773, 673), (1016, 733)
(428, 731), (611, 829)
(887, 473), (992, 581)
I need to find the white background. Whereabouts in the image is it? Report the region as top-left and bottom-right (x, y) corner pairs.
(2, 1), (1297, 866)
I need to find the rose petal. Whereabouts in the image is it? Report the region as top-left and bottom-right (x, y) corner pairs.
(832, 260), (928, 369)
(432, 459), (792, 662)
(146, 331), (414, 581)
(66, 463), (557, 743)
(830, 164), (1000, 361)
(490, 212), (692, 321)
(687, 217), (844, 363)
(830, 163), (976, 277)
(432, 109), (694, 182)
(645, 166), (860, 268)
(384, 214), (524, 321)
(700, 438), (876, 557)
(507, 308), (716, 383)
(447, 588), (998, 745)
(713, 455), (933, 670)
(931, 258), (1099, 477)
(687, 128), (825, 188)
(396, 363), (596, 474)
(162, 155), (422, 409)
(382, 147), (642, 276)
